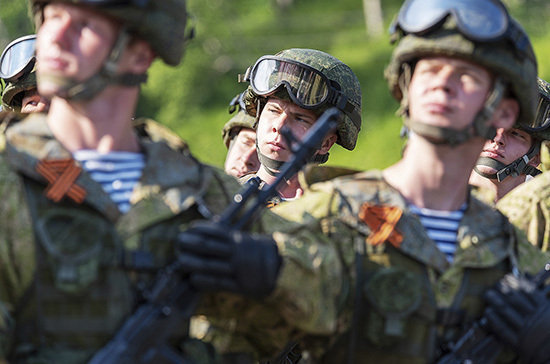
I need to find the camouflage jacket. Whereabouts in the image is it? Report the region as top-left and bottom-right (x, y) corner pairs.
(497, 171), (550, 252)
(0, 113), (239, 364)
(199, 170), (547, 363)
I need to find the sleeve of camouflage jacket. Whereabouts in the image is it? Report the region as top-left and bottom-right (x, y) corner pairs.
(196, 180), (354, 360)
(497, 172), (550, 253)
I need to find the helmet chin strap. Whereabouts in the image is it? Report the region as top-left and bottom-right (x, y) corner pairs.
(41, 29), (148, 101)
(405, 77), (507, 146)
(474, 143), (542, 182)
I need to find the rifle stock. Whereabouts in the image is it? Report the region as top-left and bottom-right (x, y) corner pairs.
(87, 108), (341, 364)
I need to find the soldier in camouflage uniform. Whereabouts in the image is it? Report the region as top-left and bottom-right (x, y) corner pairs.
(178, 0), (550, 363)
(469, 78), (550, 204)
(239, 48), (362, 201)
(497, 79), (550, 252)
(222, 92), (260, 178)
(0, 35), (49, 113)
(0, 0), (240, 363)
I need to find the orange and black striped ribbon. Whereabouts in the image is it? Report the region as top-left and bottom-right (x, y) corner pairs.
(36, 159), (86, 204)
(358, 202), (403, 248)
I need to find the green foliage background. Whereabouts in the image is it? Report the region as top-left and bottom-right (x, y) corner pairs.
(1, 0), (550, 171)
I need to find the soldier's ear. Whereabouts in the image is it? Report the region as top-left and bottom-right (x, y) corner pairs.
(317, 133), (337, 155)
(492, 98), (519, 131)
(124, 38), (155, 74)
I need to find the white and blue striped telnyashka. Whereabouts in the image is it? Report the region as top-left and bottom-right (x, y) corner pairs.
(73, 150), (145, 213)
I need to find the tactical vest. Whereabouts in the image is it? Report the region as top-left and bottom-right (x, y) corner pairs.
(318, 172), (517, 364)
(3, 116), (231, 364)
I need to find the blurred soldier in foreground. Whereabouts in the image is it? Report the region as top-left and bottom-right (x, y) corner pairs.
(178, 0), (550, 363)
(0, 0), (241, 363)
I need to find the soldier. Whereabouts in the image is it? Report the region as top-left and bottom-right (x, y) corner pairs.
(497, 79), (550, 252)
(239, 48), (362, 201)
(222, 92), (260, 178)
(0, 0), (239, 363)
(0, 35), (50, 113)
(178, 0), (550, 363)
(469, 78), (550, 204)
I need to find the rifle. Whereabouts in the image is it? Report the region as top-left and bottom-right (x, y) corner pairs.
(87, 108), (341, 364)
(435, 263), (550, 364)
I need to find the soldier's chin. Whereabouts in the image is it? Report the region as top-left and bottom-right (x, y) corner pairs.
(36, 74), (75, 99)
(37, 82), (61, 99)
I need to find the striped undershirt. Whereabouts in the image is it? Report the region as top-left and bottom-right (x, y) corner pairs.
(409, 203), (467, 263)
(73, 150), (145, 213)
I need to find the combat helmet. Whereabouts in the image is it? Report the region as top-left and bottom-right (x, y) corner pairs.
(474, 78), (550, 181)
(242, 48), (362, 151)
(29, 0), (193, 100)
(2, 71), (36, 112)
(385, 0), (538, 146)
(0, 35), (39, 112)
(222, 92), (256, 149)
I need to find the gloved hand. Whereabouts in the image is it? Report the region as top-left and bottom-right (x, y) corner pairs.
(483, 273), (550, 364)
(176, 221), (281, 298)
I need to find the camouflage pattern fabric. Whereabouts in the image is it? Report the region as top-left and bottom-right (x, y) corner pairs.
(1, 71), (37, 112)
(0, 113), (240, 364)
(540, 141), (550, 172)
(197, 170), (548, 363)
(497, 171), (550, 252)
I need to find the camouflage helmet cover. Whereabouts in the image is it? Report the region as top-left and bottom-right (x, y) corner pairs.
(2, 70), (36, 111)
(29, 0), (189, 66)
(384, 17), (538, 130)
(221, 109), (256, 149)
(243, 48), (362, 150)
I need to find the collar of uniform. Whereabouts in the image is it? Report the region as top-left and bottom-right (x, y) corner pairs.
(335, 171), (514, 272)
(298, 165), (361, 191)
(4, 114), (214, 227)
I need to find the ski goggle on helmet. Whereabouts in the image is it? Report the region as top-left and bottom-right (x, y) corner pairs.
(243, 55), (361, 129)
(0, 35), (36, 83)
(390, 0), (534, 62)
(524, 84), (550, 133)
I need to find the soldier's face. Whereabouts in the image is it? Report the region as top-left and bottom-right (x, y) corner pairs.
(256, 97), (318, 162)
(36, 3), (119, 98)
(408, 57), (493, 131)
(224, 128), (260, 178)
(477, 127), (538, 175)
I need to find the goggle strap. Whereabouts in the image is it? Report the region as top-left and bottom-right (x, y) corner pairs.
(327, 91), (361, 130)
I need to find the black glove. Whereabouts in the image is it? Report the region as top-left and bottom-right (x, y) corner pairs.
(483, 273), (550, 364)
(176, 221), (281, 298)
